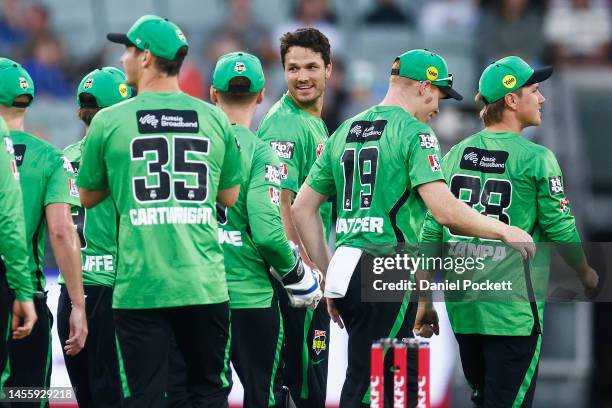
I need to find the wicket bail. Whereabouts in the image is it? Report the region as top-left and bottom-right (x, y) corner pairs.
(370, 338), (430, 408)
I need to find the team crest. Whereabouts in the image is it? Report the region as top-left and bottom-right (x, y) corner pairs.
(428, 154), (441, 172)
(316, 143), (324, 158)
(279, 163), (288, 180)
(269, 187), (280, 206)
(234, 62), (246, 73)
(313, 330), (327, 355)
(83, 78), (93, 90)
(18, 77), (29, 90)
(560, 197), (570, 214)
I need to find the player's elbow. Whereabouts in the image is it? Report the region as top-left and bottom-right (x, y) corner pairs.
(48, 220), (76, 244)
(218, 185), (240, 208)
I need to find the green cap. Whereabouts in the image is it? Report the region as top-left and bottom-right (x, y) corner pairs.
(212, 52), (265, 93)
(391, 49), (462, 101)
(107, 15), (188, 60)
(77, 67), (132, 108)
(479, 56), (553, 104)
(0, 58), (35, 107)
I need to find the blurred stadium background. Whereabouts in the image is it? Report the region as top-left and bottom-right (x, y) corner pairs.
(1, 0), (611, 406)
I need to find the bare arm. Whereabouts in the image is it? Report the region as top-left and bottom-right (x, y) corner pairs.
(217, 185), (240, 208)
(291, 185), (331, 273)
(418, 181), (535, 258)
(46, 203), (87, 355)
(78, 188), (109, 209)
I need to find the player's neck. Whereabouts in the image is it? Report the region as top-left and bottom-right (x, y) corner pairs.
(379, 87), (418, 118)
(486, 115), (523, 135)
(288, 93), (323, 118)
(137, 72), (181, 94)
(0, 107), (25, 131)
(218, 103), (256, 128)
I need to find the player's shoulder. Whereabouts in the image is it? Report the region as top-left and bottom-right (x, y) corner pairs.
(63, 139), (84, 161)
(10, 130), (61, 156)
(253, 137), (281, 165)
(258, 97), (308, 139)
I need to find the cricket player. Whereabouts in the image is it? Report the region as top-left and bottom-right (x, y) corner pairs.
(77, 15), (241, 406)
(420, 56), (599, 407)
(0, 114), (37, 396)
(57, 67), (132, 407)
(0, 58), (87, 406)
(257, 28), (332, 407)
(211, 51), (322, 407)
(292, 49), (536, 407)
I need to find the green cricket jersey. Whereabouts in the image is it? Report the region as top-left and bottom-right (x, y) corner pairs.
(306, 105), (445, 250)
(10, 130), (81, 290)
(420, 130), (583, 335)
(257, 94), (332, 238)
(77, 92), (242, 309)
(60, 139), (116, 287)
(0, 122), (32, 301)
(219, 125), (297, 309)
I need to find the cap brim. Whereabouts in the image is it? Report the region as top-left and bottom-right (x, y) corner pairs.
(524, 66), (553, 87)
(107, 33), (133, 46)
(438, 86), (463, 101)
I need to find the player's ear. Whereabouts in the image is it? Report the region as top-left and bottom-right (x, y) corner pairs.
(256, 88), (266, 104)
(325, 62), (332, 80)
(141, 50), (153, 68)
(504, 92), (518, 111)
(418, 80), (431, 97)
(210, 87), (218, 104)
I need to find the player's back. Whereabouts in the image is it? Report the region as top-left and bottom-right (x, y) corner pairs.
(10, 130), (79, 287)
(80, 91), (241, 309)
(64, 140), (116, 287)
(443, 130), (565, 242)
(308, 105), (444, 251)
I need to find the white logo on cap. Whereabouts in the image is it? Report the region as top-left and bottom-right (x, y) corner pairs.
(234, 62), (246, 73)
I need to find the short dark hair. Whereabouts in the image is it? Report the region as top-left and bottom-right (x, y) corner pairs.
(77, 93), (101, 125)
(133, 45), (188, 76)
(280, 28), (331, 68)
(216, 77), (259, 105)
(475, 88), (523, 126)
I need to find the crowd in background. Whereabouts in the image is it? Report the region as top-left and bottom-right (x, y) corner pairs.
(0, 0), (610, 132)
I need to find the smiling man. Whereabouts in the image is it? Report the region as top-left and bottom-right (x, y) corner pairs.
(257, 28), (332, 407)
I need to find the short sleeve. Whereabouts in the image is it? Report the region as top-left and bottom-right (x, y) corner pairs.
(218, 120), (243, 190)
(406, 125), (446, 188)
(77, 114), (109, 191)
(247, 144), (297, 276)
(535, 149), (581, 241)
(45, 152), (81, 207)
(305, 141), (335, 197)
(258, 117), (304, 193)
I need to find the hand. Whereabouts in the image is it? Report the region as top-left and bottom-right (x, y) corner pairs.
(64, 306), (88, 356)
(578, 265), (599, 299)
(413, 301), (439, 338)
(12, 300), (37, 340)
(501, 226), (536, 259)
(326, 298), (344, 329)
(283, 260), (323, 310)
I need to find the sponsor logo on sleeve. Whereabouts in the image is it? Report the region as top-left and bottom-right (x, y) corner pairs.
(549, 176), (564, 195)
(316, 142), (324, 158)
(418, 133), (439, 150)
(270, 141), (295, 160)
(265, 164), (281, 185)
(269, 187), (281, 206)
(313, 330), (327, 355)
(69, 178), (80, 197)
(346, 120), (387, 143)
(137, 110), (199, 134)
(62, 156), (75, 173)
(560, 197), (570, 214)
(459, 147), (508, 174)
(13, 144), (25, 167)
(3, 137), (14, 155)
(428, 154), (441, 172)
